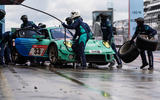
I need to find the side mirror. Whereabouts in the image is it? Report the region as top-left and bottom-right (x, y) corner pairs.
(0, 0), (25, 5)
(32, 35), (45, 41)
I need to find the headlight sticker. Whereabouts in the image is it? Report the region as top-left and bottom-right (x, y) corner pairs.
(103, 41), (110, 48)
(64, 41), (72, 48)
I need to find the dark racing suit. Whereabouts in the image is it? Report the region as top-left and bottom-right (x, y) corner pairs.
(100, 20), (122, 66)
(21, 21), (39, 65)
(131, 25), (157, 69)
(0, 31), (12, 65)
(62, 18), (90, 68)
(21, 21), (39, 29)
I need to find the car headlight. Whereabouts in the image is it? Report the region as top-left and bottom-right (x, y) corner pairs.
(103, 41), (110, 48)
(64, 41), (72, 48)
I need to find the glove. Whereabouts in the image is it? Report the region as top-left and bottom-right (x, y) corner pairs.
(148, 34), (153, 39)
(107, 40), (111, 45)
(72, 38), (76, 42)
(129, 40), (134, 44)
(61, 22), (66, 27)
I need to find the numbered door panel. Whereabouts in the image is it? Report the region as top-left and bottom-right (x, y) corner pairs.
(15, 38), (50, 57)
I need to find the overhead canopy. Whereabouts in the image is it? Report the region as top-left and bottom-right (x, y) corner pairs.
(0, 0), (25, 5)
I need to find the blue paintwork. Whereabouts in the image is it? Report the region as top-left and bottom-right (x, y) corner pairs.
(15, 38), (49, 57)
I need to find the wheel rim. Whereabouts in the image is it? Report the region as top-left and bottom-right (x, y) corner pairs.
(49, 46), (57, 64)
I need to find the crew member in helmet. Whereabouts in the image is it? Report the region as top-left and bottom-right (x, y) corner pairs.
(100, 14), (122, 69)
(0, 31), (12, 66)
(62, 12), (91, 69)
(130, 17), (157, 70)
(20, 15), (39, 29)
(20, 15), (39, 66)
(0, 9), (5, 20)
(0, 10), (12, 66)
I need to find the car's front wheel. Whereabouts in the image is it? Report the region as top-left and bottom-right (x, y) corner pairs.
(48, 45), (58, 64)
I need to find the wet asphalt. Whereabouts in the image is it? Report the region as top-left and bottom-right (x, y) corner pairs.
(0, 51), (160, 100)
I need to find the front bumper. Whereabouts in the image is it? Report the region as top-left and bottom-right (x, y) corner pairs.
(86, 54), (114, 63)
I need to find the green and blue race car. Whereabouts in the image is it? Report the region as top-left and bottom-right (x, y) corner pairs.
(11, 27), (115, 66)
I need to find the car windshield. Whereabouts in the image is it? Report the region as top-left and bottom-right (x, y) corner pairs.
(50, 28), (72, 39)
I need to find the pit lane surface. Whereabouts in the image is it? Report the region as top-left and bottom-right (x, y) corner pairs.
(0, 51), (160, 100)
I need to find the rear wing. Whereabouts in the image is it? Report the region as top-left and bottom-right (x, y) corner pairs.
(0, 0), (25, 5)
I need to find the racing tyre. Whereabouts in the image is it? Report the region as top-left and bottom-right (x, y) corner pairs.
(48, 45), (58, 64)
(118, 41), (139, 63)
(11, 48), (27, 64)
(136, 35), (158, 51)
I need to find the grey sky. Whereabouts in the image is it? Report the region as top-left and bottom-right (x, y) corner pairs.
(5, 0), (128, 31)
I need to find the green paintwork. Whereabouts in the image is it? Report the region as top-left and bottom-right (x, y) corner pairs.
(12, 27), (115, 64)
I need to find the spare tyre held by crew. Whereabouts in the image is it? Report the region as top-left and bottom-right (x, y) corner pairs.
(130, 17), (157, 70)
(118, 41), (139, 63)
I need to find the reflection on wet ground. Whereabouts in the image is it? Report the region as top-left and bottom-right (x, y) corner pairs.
(0, 51), (159, 100)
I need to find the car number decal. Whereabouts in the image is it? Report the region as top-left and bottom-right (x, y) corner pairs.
(29, 45), (48, 56)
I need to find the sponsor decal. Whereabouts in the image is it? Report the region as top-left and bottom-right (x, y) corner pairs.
(129, 0), (144, 36)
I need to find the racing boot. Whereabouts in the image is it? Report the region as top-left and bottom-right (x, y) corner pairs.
(117, 64), (122, 69)
(147, 51), (153, 70)
(140, 63), (148, 69)
(81, 66), (88, 70)
(148, 66), (154, 70)
(108, 60), (115, 69)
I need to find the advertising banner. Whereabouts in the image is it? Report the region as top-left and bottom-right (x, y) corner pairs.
(129, 0), (144, 36)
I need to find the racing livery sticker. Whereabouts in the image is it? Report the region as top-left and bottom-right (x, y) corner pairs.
(29, 45), (48, 56)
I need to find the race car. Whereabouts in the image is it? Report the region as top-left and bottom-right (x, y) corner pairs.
(11, 27), (115, 66)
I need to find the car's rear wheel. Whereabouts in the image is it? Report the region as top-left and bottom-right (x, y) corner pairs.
(48, 45), (58, 64)
(11, 48), (27, 64)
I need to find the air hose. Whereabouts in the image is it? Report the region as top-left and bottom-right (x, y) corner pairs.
(20, 4), (63, 23)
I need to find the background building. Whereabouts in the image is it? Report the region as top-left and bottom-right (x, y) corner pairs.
(144, 0), (160, 32)
(144, 0), (160, 49)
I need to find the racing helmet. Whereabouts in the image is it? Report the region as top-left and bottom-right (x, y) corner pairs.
(21, 15), (28, 20)
(0, 9), (6, 20)
(70, 11), (80, 19)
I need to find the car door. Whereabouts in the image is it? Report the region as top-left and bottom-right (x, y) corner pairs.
(15, 29), (50, 57)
